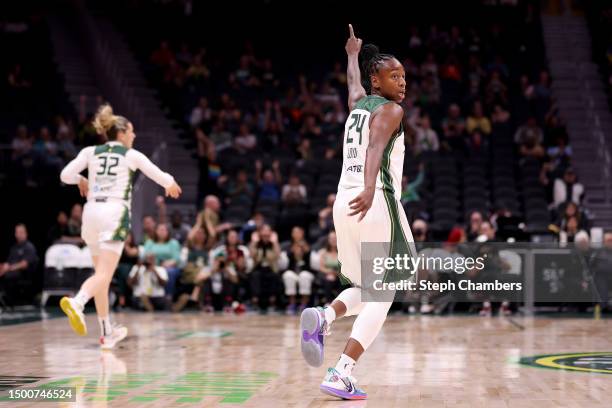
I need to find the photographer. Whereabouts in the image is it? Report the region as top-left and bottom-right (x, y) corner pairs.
(249, 224), (281, 312)
(127, 253), (168, 312)
(172, 228), (210, 312)
(203, 252), (239, 312)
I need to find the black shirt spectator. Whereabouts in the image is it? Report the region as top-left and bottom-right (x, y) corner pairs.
(1, 224), (39, 282)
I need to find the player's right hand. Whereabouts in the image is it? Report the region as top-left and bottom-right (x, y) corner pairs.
(165, 181), (182, 199)
(348, 186), (374, 222)
(78, 176), (89, 197)
(345, 24), (362, 56)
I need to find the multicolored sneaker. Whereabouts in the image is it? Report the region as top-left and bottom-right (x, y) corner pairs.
(300, 307), (330, 367)
(320, 368), (367, 400)
(60, 297), (87, 336)
(100, 324), (128, 350)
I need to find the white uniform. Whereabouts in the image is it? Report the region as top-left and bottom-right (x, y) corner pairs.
(60, 141), (175, 255)
(334, 95), (416, 286)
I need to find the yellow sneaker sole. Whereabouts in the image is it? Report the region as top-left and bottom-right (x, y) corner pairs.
(60, 297), (87, 336)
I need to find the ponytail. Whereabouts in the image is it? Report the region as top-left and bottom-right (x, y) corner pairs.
(92, 103), (130, 141)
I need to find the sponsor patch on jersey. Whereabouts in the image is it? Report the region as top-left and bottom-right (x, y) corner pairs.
(346, 165), (363, 173)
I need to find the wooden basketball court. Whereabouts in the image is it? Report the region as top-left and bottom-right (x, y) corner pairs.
(1, 312), (611, 407)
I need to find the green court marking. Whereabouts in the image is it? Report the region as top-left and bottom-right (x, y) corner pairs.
(520, 352), (612, 374)
(174, 330), (232, 339)
(33, 371), (277, 404)
(140, 372), (277, 404)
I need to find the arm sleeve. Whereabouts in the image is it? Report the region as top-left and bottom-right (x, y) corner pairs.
(127, 149), (175, 189)
(60, 147), (92, 184)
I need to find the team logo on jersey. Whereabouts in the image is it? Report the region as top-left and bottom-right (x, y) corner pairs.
(519, 352), (612, 374)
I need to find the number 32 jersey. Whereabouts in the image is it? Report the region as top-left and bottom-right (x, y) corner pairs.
(337, 95), (405, 200)
(60, 141), (175, 205)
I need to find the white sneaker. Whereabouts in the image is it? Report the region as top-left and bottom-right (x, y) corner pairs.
(320, 368), (367, 400)
(100, 324), (128, 350)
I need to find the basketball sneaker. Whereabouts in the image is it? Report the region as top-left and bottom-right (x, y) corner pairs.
(300, 307), (330, 367)
(319, 368), (367, 400)
(60, 296), (87, 336)
(100, 324), (128, 350)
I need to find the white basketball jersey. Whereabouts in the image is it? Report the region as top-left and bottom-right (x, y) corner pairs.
(88, 142), (135, 202)
(338, 95), (405, 200)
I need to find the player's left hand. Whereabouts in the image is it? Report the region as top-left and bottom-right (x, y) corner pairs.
(78, 177), (89, 197)
(345, 24), (362, 56)
(348, 187), (374, 221)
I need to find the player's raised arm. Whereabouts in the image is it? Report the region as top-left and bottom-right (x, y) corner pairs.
(348, 103), (403, 221)
(127, 149), (182, 199)
(346, 24), (366, 110)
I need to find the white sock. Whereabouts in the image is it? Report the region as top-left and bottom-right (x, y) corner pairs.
(98, 316), (113, 337)
(324, 306), (336, 325)
(73, 290), (91, 309)
(335, 354), (356, 377)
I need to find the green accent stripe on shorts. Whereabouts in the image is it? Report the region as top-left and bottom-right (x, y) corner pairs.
(337, 260), (352, 286)
(379, 128), (413, 283)
(111, 206), (131, 241)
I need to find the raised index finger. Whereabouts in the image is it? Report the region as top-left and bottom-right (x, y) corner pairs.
(348, 24), (355, 38)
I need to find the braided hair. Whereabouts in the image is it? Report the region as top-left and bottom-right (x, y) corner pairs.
(359, 44), (396, 94)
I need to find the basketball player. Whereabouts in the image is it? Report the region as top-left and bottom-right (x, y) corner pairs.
(300, 25), (415, 399)
(59, 104), (182, 349)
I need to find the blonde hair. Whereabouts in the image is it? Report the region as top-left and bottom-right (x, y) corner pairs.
(92, 104), (130, 141)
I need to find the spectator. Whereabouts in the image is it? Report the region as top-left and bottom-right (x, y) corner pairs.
(556, 202), (589, 233)
(151, 40), (174, 67)
(491, 104), (511, 124)
(317, 194), (336, 236)
(412, 219), (429, 243)
(47, 211), (73, 245)
(115, 232), (139, 309)
(66, 204), (84, 244)
(414, 114), (439, 153)
(249, 224), (281, 311)
(296, 138), (313, 161)
(143, 223), (182, 300)
(191, 195), (232, 245)
(234, 124), (257, 154)
(547, 135), (572, 174)
(318, 230), (341, 305)
(283, 242), (314, 314)
(466, 101), (491, 136)
(255, 159), (282, 202)
(212, 229), (251, 303)
(485, 70), (508, 105)
(128, 253), (168, 312)
(142, 215), (157, 244)
(476, 221), (497, 242)
(189, 97), (213, 129)
(553, 167), (584, 209)
(518, 133), (545, 160)
(0, 224), (39, 287)
(283, 226), (310, 253)
(202, 252), (239, 312)
(156, 196), (191, 244)
(467, 211), (484, 241)
(282, 175), (308, 206)
(224, 169), (255, 205)
(441, 104), (466, 151)
(514, 117), (543, 146)
(173, 228), (210, 312)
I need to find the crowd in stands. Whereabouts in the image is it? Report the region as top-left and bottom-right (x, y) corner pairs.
(1, 1), (609, 314)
